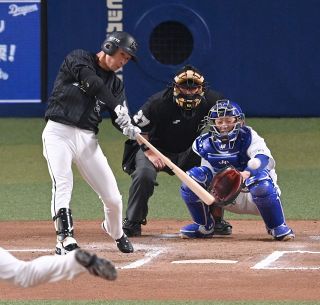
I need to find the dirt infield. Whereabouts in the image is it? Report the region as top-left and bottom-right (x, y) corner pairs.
(0, 219), (319, 301)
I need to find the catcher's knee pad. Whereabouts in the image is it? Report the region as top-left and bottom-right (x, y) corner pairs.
(53, 208), (75, 242)
(245, 169), (270, 188)
(185, 166), (213, 189)
(249, 178), (275, 199)
(248, 179), (286, 229)
(181, 166), (212, 202)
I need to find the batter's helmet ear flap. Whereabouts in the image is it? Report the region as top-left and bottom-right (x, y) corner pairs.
(101, 31), (138, 61)
(101, 40), (118, 56)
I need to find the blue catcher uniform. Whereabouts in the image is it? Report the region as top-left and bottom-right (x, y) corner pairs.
(180, 100), (294, 241)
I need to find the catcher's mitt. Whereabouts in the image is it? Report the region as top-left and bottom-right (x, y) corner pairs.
(210, 167), (243, 206)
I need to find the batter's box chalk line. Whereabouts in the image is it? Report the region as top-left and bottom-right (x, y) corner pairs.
(310, 235), (320, 240)
(171, 259), (238, 264)
(81, 242), (168, 270)
(251, 250), (320, 270)
(119, 244), (167, 269)
(7, 243), (168, 270)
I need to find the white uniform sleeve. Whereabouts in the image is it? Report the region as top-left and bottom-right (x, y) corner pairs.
(246, 127), (275, 170)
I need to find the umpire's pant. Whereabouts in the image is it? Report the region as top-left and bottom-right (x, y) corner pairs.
(125, 147), (200, 223)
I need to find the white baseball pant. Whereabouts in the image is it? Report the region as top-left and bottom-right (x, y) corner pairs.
(42, 120), (123, 240)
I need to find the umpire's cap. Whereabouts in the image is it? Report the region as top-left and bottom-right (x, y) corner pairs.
(101, 31), (138, 61)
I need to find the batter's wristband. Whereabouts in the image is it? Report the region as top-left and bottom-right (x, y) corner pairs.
(140, 144), (150, 152)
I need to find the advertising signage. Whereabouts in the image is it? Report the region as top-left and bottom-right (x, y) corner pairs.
(0, 0), (42, 103)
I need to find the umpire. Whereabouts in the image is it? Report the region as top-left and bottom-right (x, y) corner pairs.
(122, 65), (232, 237)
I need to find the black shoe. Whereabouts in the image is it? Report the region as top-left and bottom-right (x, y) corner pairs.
(75, 249), (117, 281)
(101, 221), (134, 253)
(115, 234), (134, 253)
(214, 219), (232, 235)
(122, 218), (142, 237)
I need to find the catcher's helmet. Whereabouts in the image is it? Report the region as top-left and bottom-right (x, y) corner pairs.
(206, 99), (245, 146)
(101, 31), (138, 61)
(173, 65), (206, 118)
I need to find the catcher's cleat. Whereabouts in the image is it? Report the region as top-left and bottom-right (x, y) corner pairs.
(75, 249), (117, 281)
(101, 221), (134, 253)
(180, 223), (214, 239)
(268, 224), (295, 241)
(55, 237), (79, 255)
(214, 219), (232, 235)
(122, 218), (142, 237)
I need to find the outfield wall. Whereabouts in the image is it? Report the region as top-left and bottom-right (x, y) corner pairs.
(1, 0), (319, 117)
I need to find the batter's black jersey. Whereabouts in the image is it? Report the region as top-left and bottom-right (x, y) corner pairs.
(45, 49), (126, 134)
(133, 88), (224, 153)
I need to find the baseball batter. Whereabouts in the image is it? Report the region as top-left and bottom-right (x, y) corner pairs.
(0, 247), (116, 287)
(180, 99), (295, 241)
(42, 31), (141, 255)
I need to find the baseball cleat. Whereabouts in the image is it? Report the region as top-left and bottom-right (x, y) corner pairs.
(115, 234), (134, 253)
(268, 224), (295, 241)
(180, 222), (214, 239)
(55, 236), (79, 255)
(214, 219), (233, 235)
(101, 221), (134, 253)
(122, 218), (142, 237)
(75, 249), (117, 281)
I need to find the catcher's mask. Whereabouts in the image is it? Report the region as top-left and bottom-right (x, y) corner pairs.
(173, 65), (206, 118)
(206, 99), (245, 148)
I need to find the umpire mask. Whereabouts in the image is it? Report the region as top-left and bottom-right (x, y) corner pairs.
(173, 65), (205, 119)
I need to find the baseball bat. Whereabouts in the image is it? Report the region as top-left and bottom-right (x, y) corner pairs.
(136, 134), (215, 206)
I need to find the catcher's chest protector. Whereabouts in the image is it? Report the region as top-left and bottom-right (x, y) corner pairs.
(195, 129), (252, 171)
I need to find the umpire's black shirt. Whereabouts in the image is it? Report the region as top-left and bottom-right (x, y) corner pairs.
(133, 88), (224, 153)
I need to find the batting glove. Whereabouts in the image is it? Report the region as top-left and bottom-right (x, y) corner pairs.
(114, 104), (131, 129)
(122, 124), (141, 140)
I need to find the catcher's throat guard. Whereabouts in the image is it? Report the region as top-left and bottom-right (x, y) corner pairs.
(209, 167), (243, 206)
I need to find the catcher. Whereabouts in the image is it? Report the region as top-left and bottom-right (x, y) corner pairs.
(180, 99), (295, 241)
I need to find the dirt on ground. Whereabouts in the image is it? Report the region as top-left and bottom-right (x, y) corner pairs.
(0, 219), (319, 301)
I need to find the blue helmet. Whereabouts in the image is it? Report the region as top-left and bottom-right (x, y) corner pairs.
(206, 99), (245, 146)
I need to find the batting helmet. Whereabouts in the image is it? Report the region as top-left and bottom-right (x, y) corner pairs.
(101, 31), (138, 61)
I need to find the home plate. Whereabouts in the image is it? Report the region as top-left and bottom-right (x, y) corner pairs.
(171, 259), (238, 264)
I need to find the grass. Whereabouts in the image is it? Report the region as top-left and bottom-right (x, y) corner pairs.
(0, 118), (319, 221)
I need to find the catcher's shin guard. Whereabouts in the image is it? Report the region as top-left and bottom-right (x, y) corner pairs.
(180, 185), (214, 238)
(53, 208), (79, 255)
(180, 185), (213, 226)
(248, 177), (293, 240)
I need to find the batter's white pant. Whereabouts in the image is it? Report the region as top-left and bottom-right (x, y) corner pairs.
(0, 247), (85, 287)
(42, 120), (123, 240)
